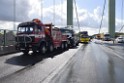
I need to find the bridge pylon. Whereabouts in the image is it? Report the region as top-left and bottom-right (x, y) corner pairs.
(108, 0), (115, 38)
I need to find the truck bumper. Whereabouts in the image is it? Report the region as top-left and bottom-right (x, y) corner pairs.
(15, 42), (41, 52)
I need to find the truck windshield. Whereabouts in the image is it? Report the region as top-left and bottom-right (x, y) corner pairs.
(81, 35), (89, 38)
(60, 29), (74, 35)
(17, 25), (42, 34)
(80, 31), (88, 38)
(18, 26), (34, 34)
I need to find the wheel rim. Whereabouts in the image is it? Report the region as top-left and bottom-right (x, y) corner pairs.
(62, 43), (64, 49)
(73, 42), (76, 47)
(42, 46), (46, 54)
(65, 43), (68, 48)
(22, 50), (29, 54)
(50, 45), (54, 52)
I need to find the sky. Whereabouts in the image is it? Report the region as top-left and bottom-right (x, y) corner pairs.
(0, 0), (124, 35)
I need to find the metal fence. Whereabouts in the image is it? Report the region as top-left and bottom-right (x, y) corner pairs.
(0, 29), (17, 46)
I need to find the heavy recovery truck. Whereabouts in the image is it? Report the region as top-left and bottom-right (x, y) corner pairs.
(15, 19), (68, 54)
(59, 28), (79, 47)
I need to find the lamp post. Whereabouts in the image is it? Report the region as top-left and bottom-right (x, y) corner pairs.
(13, 0), (16, 30)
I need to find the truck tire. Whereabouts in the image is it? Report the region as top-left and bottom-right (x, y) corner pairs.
(39, 44), (47, 54)
(61, 43), (64, 50)
(64, 42), (68, 49)
(22, 50), (29, 55)
(49, 44), (54, 52)
(72, 41), (76, 47)
(33, 50), (37, 54)
(76, 42), (79, 46)
(73, 43), (76, 47)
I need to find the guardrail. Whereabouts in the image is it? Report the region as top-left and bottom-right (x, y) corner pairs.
(0, 29), (17, 46)
(0, 29), (18, 55)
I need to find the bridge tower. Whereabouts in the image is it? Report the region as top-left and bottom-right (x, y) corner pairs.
(108, 0), (115, 38)
(67, 0), (73, 28)
(67, 0), (116, 37)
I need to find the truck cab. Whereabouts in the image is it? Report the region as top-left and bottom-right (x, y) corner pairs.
(15, 21), (46, 54)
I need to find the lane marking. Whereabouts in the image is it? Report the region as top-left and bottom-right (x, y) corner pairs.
(99, 44), (124, 61)
(93, 40), (124, 60)
(41, 44), (82, 83)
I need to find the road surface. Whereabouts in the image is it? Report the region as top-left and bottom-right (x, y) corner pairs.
(0, 41), (124, 83)
(50, 41), (124, 83)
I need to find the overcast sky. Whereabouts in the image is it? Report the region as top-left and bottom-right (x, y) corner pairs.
(0, 0), (123, 35)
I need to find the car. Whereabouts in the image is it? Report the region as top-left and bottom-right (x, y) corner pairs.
(103, 34), (111, 41)
(116, 37), (124, 43)
(103, 37), (111, 41)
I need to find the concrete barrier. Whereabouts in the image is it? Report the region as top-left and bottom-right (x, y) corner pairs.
(0, 45), (18, 55)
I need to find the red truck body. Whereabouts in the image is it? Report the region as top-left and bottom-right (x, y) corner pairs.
(15, 19), (68, 54)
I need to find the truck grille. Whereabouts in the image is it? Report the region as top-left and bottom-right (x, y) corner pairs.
(16, 36), (34, 43)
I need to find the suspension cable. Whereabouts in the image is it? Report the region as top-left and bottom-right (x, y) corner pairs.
(53, 0), (55, 25)
(74, 0), (81, 33)
(99, 0), (106, 34)
(61, 0), (63, 26)
(119, 25), (124, 32)
(41, 0), (43, 21)
(13, 0), (16, 30)
(119, 0), (124, 32)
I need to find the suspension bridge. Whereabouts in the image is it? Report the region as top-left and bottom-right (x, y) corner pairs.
(0, 0), (124, 83)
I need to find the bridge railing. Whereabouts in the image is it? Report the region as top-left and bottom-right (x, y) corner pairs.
(0, 29), (17, 46)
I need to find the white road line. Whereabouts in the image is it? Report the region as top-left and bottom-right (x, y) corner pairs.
(99, 44), (124, 61)
(41, 44), (82, 83)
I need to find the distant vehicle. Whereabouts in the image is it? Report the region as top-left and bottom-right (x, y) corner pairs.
(116, 37), (124, 43)
(103, 34), (111, 41)
(95, 33), (104, 39)
(59, 28), (79, 47)
(89, 36), (93, 40)
(79, 31), (90, 43)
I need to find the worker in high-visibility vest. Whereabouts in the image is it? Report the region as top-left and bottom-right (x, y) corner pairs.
(45, 27), (50, 36)
(45, 27), (51, 41)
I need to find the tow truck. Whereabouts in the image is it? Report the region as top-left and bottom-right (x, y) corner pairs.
(15, 19), (68, 54)
(60, 28), (79, 47)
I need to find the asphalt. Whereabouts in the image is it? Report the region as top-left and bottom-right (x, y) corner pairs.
(0, 44), (81, 83)
(0, 40), (124, 83)
(50, 41), (124, 83)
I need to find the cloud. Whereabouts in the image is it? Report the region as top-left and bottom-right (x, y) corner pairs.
(42, 1), (67, 25)
(73, 6), (124, 34)
(116, 19), (124, 31)
(0, 0), (31, 22)
(0, 21), (19, 30)
(75, 7), (105, 28)
(42, 2), (107, 33)
(0, 21), (14, 30)
(28, 0), (41, 20)
(0, 0), (123, 35)
(20, 0), (124, 34)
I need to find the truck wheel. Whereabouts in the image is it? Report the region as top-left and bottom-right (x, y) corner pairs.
(64, 42), (68, 49)
(76, 42), (79, 46)
(72, 42), (76, 47)
(61, 43), (64, 50)
(33, 50), (37, 54)
(22, 50), (29, 55)
(40, 44), (47, 54)
(49, 44), (54, 52)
